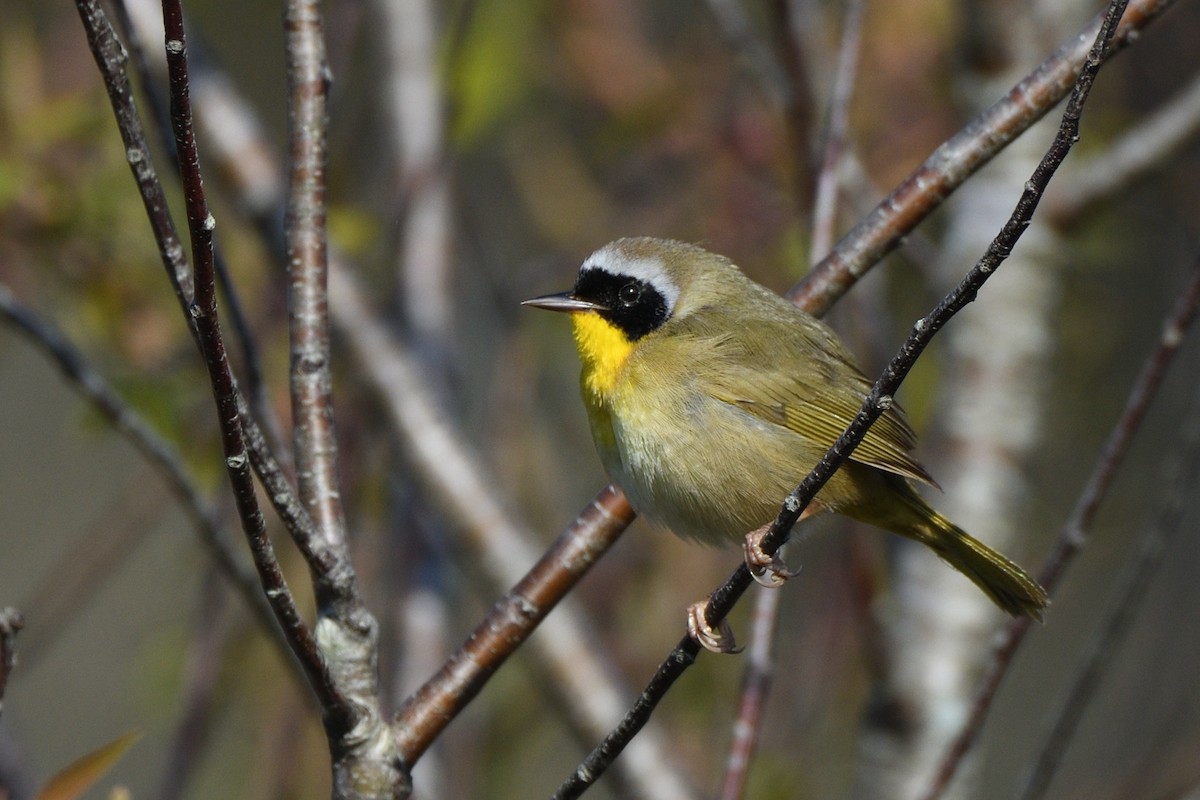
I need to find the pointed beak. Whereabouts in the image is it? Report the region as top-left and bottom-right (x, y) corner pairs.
(521, 291), (608, 313)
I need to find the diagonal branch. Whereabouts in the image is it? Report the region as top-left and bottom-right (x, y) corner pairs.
(918, 255), (1200, 800)
(0, 283), (277, 642)
(552, 2), (1130, 795)
(791, 0), (1175, 314)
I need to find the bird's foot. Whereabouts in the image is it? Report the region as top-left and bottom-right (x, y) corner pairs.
(686, 600), (741, 654)
(743, 525), (799, 588)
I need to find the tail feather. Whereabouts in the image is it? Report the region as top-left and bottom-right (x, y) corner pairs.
(894, 488), (1048, 620)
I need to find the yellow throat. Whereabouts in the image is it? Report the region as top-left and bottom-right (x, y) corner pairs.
(572, 312), (633, 399)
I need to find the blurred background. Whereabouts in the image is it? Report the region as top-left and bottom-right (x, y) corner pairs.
(2, 1), (1200, 798)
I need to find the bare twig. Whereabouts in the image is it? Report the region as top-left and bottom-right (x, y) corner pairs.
(284, 0), (347, 551)
(76, 0), (346, 707)
(0, 283), (273, 636)
(720, 4), (867, 792)
(1019, 371), (1200, 800)
(279, 3), (402, 792)
(374, 0), (455, 362)
(918, 257), (1200, 800)
(553, 3), (1127, 794)
(791, 0), (1175, 314)
(0, 608), (22, 719)
(809, 0), (864, 265)
(109, 0), (285, 463)
(159, 570), (230, 800)
(155, 0), (346, 721)
(717, 585), (782, 800)
(74, 0), (314, 581)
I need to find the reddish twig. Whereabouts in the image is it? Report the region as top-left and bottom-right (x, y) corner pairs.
(553, 3), (1127, 794)
(394, 484), (636, 762)
(717, 585), (782, 800)
(75, 0), (315, 575)
(109, 0), (283, 463)
(159, 570), (230, 800)
(284, 0), (347, 551)
(791, 0), (1175, 315)
(917, 257), (1200, 800)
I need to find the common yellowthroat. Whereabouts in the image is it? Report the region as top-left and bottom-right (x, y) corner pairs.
(525, 238), (1047, 650)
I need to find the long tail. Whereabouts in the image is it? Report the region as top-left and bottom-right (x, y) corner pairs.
(891, 486), (1048, 620)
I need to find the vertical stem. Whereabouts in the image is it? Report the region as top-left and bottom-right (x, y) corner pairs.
(284, 0), (346, 554)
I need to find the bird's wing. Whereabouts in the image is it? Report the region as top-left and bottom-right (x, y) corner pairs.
(691, 311), (936, 486)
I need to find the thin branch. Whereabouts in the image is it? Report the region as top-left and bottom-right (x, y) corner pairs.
(0, 608), (22, 720)
(75, 0), (316, 588)
(284, 0), (348, 552)
(809, 0), (865, 265)
(791, 0), (1175, 314)
(717, 585), (782, 800)
(917, 256), (1200, 800)
(1019, 369), (1200, 800)
(279, 3), (401, 792)
(553, 3), (1127, 794)
(75, 0), (191, 311)
(0, 283), (274, 638)
(159, 570), (230, 800)
(109, 0), (285, 464)
(153, 0), (346, 723)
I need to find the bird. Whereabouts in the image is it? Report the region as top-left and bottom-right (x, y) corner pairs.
(524, 237), (1048, 652)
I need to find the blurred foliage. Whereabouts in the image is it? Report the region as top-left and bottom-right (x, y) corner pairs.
(2, 1), (1200, 799)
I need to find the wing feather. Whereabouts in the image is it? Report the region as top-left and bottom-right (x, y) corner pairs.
(674, 305), (936, 486)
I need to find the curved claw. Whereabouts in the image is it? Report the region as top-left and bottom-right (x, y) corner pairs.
(743, 529), (800, 588)
(686, 601), (742, 654)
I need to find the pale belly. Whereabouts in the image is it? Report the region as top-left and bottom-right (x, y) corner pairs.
(592, 383), (831, 546)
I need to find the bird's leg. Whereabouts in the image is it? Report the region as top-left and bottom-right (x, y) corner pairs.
(743, 508), (815, 587)
(686, 600), (741, 654)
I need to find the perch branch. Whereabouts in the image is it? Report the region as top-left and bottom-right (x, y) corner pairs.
(918, 253), (1200, 800)
(792, 0), (1174, 312)
(553, 3), (1127, 794)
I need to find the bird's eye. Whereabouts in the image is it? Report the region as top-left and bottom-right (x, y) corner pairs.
(618, 283), (642, 306)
